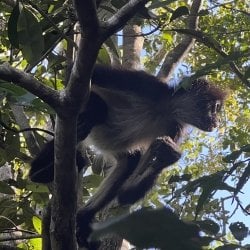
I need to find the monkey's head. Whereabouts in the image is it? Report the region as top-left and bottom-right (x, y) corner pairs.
(180, 79), (228, 132)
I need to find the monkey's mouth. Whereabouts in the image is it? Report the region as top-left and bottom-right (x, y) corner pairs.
(206, 115), (219, 131)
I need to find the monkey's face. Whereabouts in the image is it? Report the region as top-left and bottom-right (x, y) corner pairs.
(187, 79), (227, 132)
(198, 100), (222, 132)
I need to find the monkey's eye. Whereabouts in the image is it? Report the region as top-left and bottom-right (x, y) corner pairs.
(212, 101), (221, 114)
(216, 101), (222, 112)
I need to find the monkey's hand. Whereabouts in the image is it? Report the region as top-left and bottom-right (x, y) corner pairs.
(118, 136), (182, 205)
(76, 208), (99, 249)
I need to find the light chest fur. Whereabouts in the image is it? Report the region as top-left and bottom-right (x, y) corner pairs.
(85, 86), (172, 155)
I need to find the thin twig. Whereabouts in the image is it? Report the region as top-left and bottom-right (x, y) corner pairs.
(0, 119), (54, 136)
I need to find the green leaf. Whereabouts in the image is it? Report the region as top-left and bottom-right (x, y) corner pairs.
(229, 222), (248, 241)
(17, 7), (44, 64)
(170, 6), (189, 22)
(82, 175), (104, 189)
(178, 49), (250, 86)
(5, 131), (20, 159)
(215, 244), (240, 250)
(47, 53), (66, 70)
(162, 32), (173, 43)
(198, 9), (209, 16)
(0, 181), (15, 195)
(223, 150), (241, 163)
(195, 185), (213, 217)
(177, 77), (193, 91)
(43, 30), (62, 55)
(187, 172), (226, 217)
(97, 47), (111, 65)
(105, 37), (120, 59)
(149, 0), (177, 10)
(196, 219), (220, 235)
(26, 183), (49, 193)
(27, 238), (42, 250)
(0, 82), (27, 96)
(29, 99), (55, 114)
(7, 3), (20, 48)
(91, 208), (201, 249)
(235, 161), (250, 195)
(0, 199), (24, 228)
(32, 216), (42, 234)
(241, 144), (250, 152)
(245, 67), (250, 79)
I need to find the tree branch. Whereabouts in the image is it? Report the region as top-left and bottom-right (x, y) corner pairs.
(50, 116), (78, 250)
(0, 63), (60, 109)
(67, 0), (150, 107)
(50, 2), (102, 249)
(172, 28), (250, 88)
(64, 1), (101, 111)
(101, 0), (149, 39)
(10, 105), (40, 156)
(123, 21), (144, 69)
(0, 234), (40, 242)
(157, 0), (203, 81)
(73, 0), (99, 35)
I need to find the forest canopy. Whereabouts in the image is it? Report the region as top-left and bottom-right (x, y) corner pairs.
(0, 0), (249, 249)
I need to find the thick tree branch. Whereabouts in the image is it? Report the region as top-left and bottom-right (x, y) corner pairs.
(73, 0), (99, 35)
(64, 1), (101, 112)
(65, 39), (101, 111)
(101, 0), (149, 39)
(50, 2), (101, 249)
(157, 0), (203, 81)
(123, 21), (144, 69)
(0, 64), (60, 109)
(50, 116), (78, 250)
(67, 0), (150, 108)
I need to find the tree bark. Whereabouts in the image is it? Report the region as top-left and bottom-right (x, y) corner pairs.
(157, 0), (203, 82)
(123, 21), (144, 69)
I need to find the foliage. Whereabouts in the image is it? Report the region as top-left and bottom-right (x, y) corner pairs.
(0, 0), (249, 249)
(91, 207), (202, 249)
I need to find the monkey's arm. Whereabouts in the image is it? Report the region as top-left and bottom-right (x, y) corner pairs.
(30, 92), (107, 183)
(118, 137), (181, 204)
(76, 152), (141, 247)
(76, 137), (181, 247)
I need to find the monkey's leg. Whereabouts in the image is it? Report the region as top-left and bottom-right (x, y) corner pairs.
(30, 142), (86, 183)
(30, 92), (107, 183)
(118, 137), (181, 205)
(76, 152), (141, 247)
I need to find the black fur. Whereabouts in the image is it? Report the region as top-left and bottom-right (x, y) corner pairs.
(92, 65), (172, 100)
(76, 152), (141, 247)
(29, 92), (107, 183)
(29, 65), (226, 248)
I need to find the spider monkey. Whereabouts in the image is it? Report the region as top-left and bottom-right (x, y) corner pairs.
(29, 64), (227, 247)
